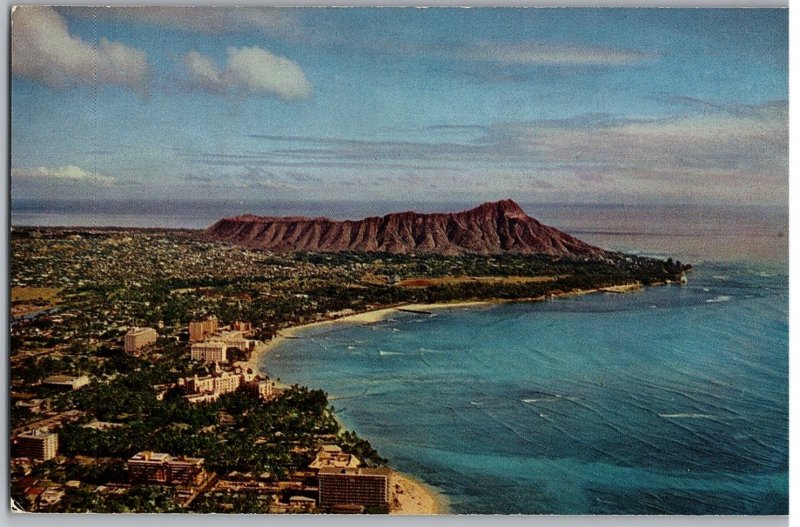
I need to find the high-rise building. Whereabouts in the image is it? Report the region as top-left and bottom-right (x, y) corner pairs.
(189, 316), (218, 342)
(318, 467), (391, 509)
(124, 327), (158, 353)
(190, 341), (227, 363)
(14, 430), (58, 461)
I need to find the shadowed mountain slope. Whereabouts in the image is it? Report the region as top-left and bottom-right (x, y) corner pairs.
(205, 199), (608, 257)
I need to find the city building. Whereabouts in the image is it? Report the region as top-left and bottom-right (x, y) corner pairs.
(14, 430), (58, 461)
(15, 398), (49, 414)
(243, 379), (275, 401)
(124, 327), (158, 353)
(288, 495), (316, 512)
(231, 321), (253, 334)
(309, 445), (361, 471)
(180, 367), (243, 403)
(178, 365), (274, 404)
(127, 451), (207, 486)
(189, 316), (218, 342)
(190, 341), (228, 364)
(186, 369), (243, 395)
(41, 374), (90, 391)
(215, 330), (255, 352)
(39, 487), (65, 507)
(184, 391), (220, 404)
(317, 467), (391, 510)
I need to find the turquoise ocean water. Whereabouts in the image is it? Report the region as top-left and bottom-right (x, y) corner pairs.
(264, 212), (788, 514)
(267, 263), (787, 514)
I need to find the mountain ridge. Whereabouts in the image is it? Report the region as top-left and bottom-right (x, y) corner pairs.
(204, 199), (608, 257)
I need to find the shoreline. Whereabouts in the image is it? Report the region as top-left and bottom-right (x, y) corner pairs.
(244, 299), (496, 373)
(245, 281), (648, 514)
(247, 281), (648, 373)
(390, 471), (449, 515)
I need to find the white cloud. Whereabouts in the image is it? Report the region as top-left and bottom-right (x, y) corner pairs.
(185, 52), (224, 91)
(184, 47), (313, 101)
(454, 41), (655, 66)
(12, 165), (116, 186)
(11, 6), (149, 92)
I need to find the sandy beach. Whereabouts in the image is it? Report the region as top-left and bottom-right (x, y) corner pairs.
(390, 471), (448, 515)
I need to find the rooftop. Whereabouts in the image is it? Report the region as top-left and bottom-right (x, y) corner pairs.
(317, 467), (391, 477)
(126, 327), (156, 335)
(43, 374), (88, 383)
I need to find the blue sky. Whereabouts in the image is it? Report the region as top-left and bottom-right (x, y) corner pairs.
(11, 7), (788, 207)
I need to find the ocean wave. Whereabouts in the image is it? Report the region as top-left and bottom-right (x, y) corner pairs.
(379, 350), (403, 356)
(706, 295), (732, 303)
(658, 413), (715, 419)
(522, 394), (578, 404)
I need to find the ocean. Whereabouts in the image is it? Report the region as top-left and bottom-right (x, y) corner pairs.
(266, 264), (788, 514)
(260, 206), (788, 515)
(13, 199), (788, 514)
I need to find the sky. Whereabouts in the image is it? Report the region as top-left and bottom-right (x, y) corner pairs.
(10, 7), (788, 208)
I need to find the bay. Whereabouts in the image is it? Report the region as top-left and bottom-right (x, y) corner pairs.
(265, 263), (788, 514)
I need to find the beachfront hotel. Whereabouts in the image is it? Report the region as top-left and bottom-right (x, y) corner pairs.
(190, 341), (228, 364)
(215, 329), (255, 352)
(178, 364), (276, 404)
(124, 326), (158, 353)
(14, 430), (58, 461)
(317, 467), (391, 510)
(188, 316), (256, 364)
(127, 451), (207, 486)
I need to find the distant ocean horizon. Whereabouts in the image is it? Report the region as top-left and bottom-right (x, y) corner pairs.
(10, 199), (788, 264)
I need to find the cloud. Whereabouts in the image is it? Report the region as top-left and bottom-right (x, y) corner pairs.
(61, 7), (302, 37)
(359, 38), (655, 72)
(11, 6), (149, 92)
(183, 47), (312, 100)
(12, 165), (116, 186)
(450, 41), (656, 66)
(172, 100), (786, 205)
(235, 101), (785, 204)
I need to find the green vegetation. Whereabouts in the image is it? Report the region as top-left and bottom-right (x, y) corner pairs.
(10, 227), (687, 513)
(58, 385), (365, 477)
